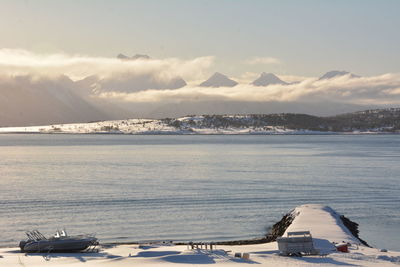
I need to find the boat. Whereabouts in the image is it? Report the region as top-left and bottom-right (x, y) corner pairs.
(19, 229), (98, 253)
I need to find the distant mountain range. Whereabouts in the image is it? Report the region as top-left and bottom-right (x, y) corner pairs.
(198, 70), (359, 87)
(116, 54), (360, 87)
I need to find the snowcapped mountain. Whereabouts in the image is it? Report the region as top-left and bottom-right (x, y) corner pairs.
(319, 70), (360, 80)
(251, 72), (288, 86)
(199, 72), (238, 87)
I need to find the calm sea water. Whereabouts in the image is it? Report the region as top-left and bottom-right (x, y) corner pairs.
(0, 134), (399, 250)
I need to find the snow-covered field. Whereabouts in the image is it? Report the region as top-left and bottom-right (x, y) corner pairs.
(1, 204), (399, 266)
(0, 117), (336, 135)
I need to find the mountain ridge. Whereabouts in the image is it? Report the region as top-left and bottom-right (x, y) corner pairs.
(117, 53), (151, 60)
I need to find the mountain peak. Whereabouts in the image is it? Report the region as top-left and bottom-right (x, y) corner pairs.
(117, 53), (130, 60)
(319, 70), (360, 80)
(117, 54), (151, 60)
(199, 72), (238, 87)
(211, 72), (225, 77)
(252, 72), (288, 86)
(131, 54), (151, 60)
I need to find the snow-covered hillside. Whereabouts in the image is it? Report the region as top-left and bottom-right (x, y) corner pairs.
(0, 116), (329, 135)
(1, 110), (399, 134)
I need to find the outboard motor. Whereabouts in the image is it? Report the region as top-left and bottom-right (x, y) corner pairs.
(19, 240), (27, 252)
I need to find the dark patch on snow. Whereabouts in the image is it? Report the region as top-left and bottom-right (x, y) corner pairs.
(265, 212), (295, 241)
(340, 215), (370, 247)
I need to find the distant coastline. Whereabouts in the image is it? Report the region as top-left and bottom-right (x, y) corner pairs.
(1, 108), (399, 135)
(0, 131), (399, 135)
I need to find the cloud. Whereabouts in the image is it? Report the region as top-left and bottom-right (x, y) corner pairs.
(235, 72), (260, 84)
(97, 73), (400, 106)
(279, 74), (314, 83)
(245, 57), (282, 65)
(1, 49), (397, 106)
(0, 48), (214, 82)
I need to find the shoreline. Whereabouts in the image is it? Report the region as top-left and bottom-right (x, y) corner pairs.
(2, 205), (400, 266)
(0, 205), (368, 250)
(1, 131), (399, 135)
(0, 237), (270, 250)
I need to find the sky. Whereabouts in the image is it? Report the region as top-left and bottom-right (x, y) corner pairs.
(1, 0), (399, 77)
(1, 0), (400, 125)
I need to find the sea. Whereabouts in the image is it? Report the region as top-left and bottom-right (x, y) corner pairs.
(0, 134), (399, 250)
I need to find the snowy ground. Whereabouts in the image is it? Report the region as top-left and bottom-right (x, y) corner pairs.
(1, 204), (399, 266)
(0, 117), (339, 135)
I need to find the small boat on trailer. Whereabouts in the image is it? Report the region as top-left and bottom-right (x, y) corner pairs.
(20, 229), (98, 253)
(277, 231), (320, 256)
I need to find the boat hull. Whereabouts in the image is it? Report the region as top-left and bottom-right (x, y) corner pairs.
(21, 237), (97, 253)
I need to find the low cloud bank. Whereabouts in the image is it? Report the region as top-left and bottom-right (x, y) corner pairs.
(0, 49), (399, 125)
(0, 49), (213, 82)
(98, 73), (400, 106)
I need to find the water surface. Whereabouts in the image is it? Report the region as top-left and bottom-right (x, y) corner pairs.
(0, 134), (399, 250)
